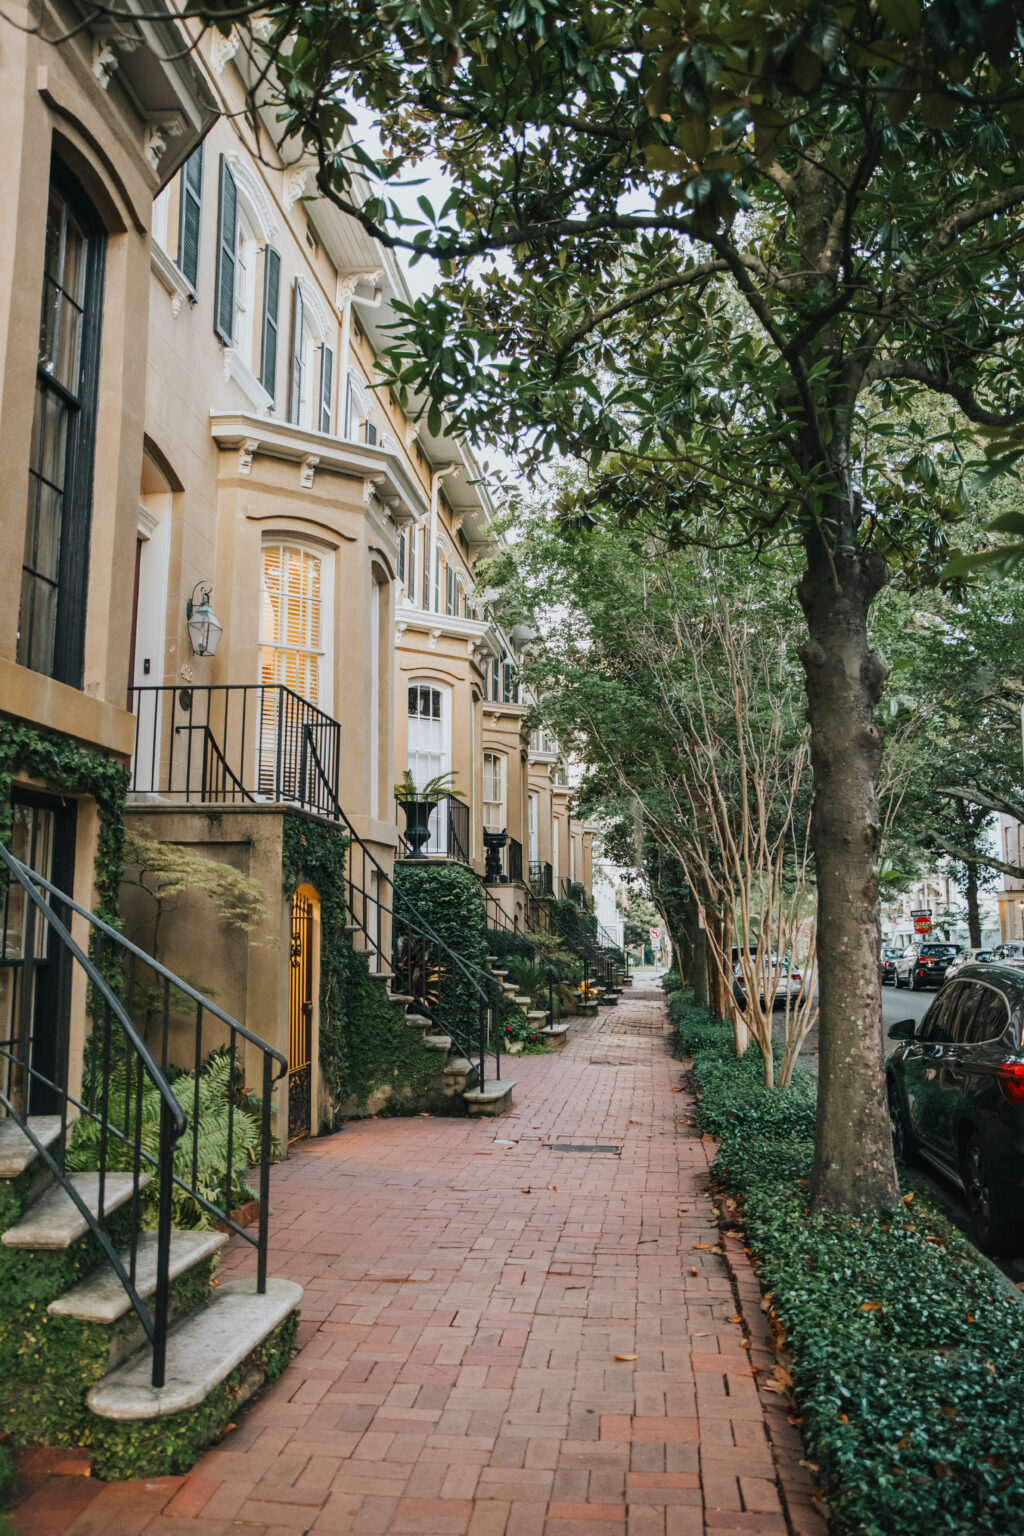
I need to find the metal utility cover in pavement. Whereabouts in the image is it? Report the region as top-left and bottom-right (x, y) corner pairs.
(548, 1144), (620, 1153)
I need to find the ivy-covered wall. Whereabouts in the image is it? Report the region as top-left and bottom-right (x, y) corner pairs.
(0, 721), (129, 920)
(281, 816), (440, 1117)
(393, 862), (489, 1053)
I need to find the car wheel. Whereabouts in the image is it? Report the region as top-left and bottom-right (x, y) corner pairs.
(888, 1080), (915, 1164)
(961, 1134), (1022, 1256)
(910, 971), (921, 991)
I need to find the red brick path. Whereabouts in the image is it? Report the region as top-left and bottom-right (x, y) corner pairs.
(10, 982), (803, 1536)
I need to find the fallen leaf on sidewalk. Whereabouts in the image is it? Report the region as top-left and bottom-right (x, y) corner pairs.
(694, 1244), (711, 1250)
(521, 1189), (532, 1194)
(614, 1353), (639, 1361)
(727, 1316), (742, 1325)
(690, 1266), (698, 1276)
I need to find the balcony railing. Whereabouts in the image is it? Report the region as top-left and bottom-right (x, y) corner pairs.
(395, 792), (471, 865)
(129, 685), (340, 818)
(529, 860), (554, 897)
(559, 877), (587, 908)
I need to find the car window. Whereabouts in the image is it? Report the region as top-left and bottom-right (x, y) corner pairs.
(977, 951), (992, 962)
(954, 984), (1010, 1046)
(919, 945), (957, 958)
(918, 983), (965, 1043)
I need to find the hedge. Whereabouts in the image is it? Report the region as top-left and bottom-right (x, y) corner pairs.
(670, 989), (1024, 1535)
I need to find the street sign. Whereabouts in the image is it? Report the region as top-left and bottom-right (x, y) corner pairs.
(650, 927), (661, 942)
(911, 909), (932, 935)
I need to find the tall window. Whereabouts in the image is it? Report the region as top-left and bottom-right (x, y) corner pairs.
(19, 172), (104, 684)
(408, 683), (451, 852)
(483, 752), (506, 832)
(260, 542), (329, 707)
(407, 524), (417, 606)
(528, 792), (539, 862)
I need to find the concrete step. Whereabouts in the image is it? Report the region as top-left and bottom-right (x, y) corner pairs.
(513, 995), (533, 1006)
(0, 1116), (63, 1179)
(541, 1024), (570, 1049)
(501, 984), (517, 996)
(404, 1014), (433, 1029)
(388, 992), (416, 1006)
(48, 1229), (227, 1323)
(2, 1173), (152, 1250)
(422, 1034), (452, 1052)
(463, 1080), (515, 1117)
(491, 969), (509, 978)
(87, 1276), (302, 1421)
(526, 1010), (548, 1023)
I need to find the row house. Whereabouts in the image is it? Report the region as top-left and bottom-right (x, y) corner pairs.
(0, 19), (594, 1148)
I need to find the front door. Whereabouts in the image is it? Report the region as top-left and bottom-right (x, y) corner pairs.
(0, 794), (76, 1115)
(288, 890), (314, 1141)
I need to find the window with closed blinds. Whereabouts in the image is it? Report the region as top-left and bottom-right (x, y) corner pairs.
(260, 245), (280, 400)
(260, 542), (327, 706)
(258, 541), (332, 800)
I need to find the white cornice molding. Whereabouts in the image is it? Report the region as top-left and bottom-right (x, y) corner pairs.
(150, 239), (192, 315)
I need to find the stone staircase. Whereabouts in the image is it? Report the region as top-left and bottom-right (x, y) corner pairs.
(371, 973), (515, 1117)
(486, 957), (572, 1054)
(0, 1117), (301, 1479)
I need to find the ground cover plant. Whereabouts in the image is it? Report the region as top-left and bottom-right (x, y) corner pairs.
(670, 990), (1024, 1535)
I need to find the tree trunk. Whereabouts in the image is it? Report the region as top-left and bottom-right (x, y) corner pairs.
(691, 919), (709, 1007)
(965, 862), (981, 947)
(798, 536), (899, 1213)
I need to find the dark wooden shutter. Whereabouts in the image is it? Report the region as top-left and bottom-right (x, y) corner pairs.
(177, 146), (203, 292)
(260, 245), (281, 400)
(214, 156), (237, 343)
(288, 279), (304, 423)
(319, 343), (334, 433)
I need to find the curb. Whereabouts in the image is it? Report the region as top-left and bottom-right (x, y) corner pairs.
(711, 1195), (829, 1536)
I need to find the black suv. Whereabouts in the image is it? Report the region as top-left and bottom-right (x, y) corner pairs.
(886, 964), (1024, 1253)
(894, 941), (958, 990)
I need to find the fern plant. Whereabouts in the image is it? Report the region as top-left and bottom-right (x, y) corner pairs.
(67, 1050), (275, 1228)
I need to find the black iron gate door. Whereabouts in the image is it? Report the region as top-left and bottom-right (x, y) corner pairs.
(288, 892), (313, 1141)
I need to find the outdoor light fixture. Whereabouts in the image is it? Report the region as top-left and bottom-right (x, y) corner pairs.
(185, 581), (223, 658)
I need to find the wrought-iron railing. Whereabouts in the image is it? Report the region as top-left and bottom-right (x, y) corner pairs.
(129, 684), (341, 820)
(395, 793), (471, 864)
(559, 876), (587, 908)
(529, 860), (554, 897)
(505, 837), (523, 884)
(0, 844), (286, 1389)
(290, 732), (501, 1088)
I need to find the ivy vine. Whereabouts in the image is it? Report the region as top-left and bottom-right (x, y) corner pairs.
(0, 721), (129, 922)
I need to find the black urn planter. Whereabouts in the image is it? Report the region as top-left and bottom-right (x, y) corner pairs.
(399, 797), (439, 858)
(483, 827), (509, 882)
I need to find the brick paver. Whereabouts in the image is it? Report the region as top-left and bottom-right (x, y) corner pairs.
(9, 983), (801, 1536)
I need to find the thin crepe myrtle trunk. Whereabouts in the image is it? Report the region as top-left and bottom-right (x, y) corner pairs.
(798, 517), (900, 1213)
(965, 863), (982, 947)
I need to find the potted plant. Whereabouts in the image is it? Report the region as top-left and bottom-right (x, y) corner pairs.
(394, 769), (463, 858)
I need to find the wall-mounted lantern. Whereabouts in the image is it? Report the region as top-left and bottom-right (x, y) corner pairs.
(186, 582), (223, 658)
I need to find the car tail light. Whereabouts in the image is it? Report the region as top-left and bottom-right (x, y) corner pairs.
(997, 1062), (1024, 1104)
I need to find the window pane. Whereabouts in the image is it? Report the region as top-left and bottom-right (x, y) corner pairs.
(408, 685), (418, 715)
(38, 389), (69, 489)
(30, 481), (63, 581)
(19, 570), (57, 675)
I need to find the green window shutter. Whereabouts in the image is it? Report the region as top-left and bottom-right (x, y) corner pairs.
(177, 146), (203, 293)
(214, 156), (236, 343)
(260, 245), (281, 400)
(288, 279), (304, 423)
(319, 343), (334, 433)
(398, 530), (406, 584)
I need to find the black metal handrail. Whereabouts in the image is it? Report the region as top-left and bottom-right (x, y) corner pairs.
(129, 684), (341, 821)
(395, 793), (471, 865)
(529, 860), (554, 897)
(300, 732), (501, 1087)
(0, 844), (286, 1389)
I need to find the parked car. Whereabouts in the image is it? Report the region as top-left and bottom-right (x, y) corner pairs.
(731, 947), (803, 1008)
(989, 940), (1024, 967)
(945, 946), (993, 980)
(886, 964), (1024, 1253)
(894, 941), (959, 990)
(880, 947), (899, 986)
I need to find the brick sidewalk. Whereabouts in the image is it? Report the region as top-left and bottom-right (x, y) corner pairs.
(10, 983), (801, 1536)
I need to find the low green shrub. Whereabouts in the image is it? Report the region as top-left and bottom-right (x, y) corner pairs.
(683, 985), (1024, 1533)
(661, 969), (682, 993)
